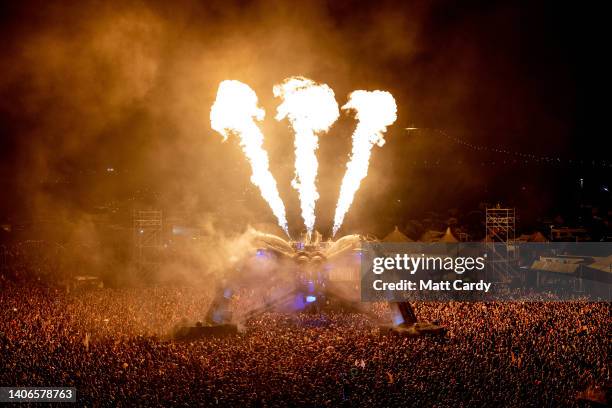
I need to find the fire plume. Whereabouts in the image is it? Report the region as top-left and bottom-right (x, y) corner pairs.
(332, 90), (397, 236)
(274, 76), (339, 237)
(210, 80), (289, 235)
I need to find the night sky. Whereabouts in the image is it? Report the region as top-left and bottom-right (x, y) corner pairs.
(0, 0), (608, 237)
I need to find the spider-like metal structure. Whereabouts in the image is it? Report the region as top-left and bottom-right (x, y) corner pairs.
(176, 229), (445, 339)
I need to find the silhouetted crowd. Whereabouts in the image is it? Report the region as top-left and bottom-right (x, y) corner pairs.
(0, 278), (609, 407)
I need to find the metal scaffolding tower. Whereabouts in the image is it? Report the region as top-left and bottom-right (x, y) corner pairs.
(485, 207), (519, 282)
(485, 207), (516, 244)
(133, 210), (162, 281)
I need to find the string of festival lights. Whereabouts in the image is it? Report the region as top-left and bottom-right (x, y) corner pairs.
(405, 127), (611, 168)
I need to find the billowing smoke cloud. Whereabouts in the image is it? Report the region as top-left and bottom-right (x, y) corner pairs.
(0, 0), (576, 282)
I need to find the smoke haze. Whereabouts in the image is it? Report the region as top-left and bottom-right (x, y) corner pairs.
(0, 0), (604, 282)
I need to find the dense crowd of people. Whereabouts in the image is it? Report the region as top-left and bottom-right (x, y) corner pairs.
(0, 275), (609, 407)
